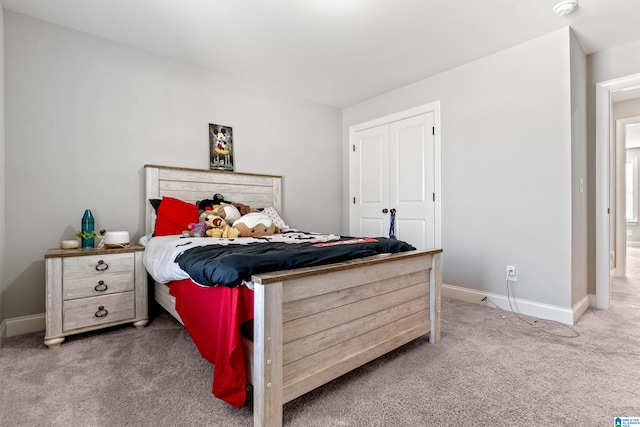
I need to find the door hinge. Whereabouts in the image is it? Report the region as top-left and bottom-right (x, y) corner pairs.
(433, 193), (435, 202)
(352, 144), (356, 152)
(432, 126), (435, 136)
(353, 197), (356, 204)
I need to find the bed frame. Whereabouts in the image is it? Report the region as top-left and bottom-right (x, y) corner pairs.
(144, 164), (442, 427)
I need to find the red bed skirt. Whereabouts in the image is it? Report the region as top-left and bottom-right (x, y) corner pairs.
(169, 279), (254, 407)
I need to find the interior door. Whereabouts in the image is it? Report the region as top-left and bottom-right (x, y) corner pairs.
(350, 124), (390, 238)
(350, 112), (435, 250)
(389, 113), (435, 250)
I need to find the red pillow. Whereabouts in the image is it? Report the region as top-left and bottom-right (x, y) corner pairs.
(154, 196), (199, 236)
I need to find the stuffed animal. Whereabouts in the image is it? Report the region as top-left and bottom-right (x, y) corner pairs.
(213, 204), (242, 225)
(197, 194), (231, 211)
(204, 214), (240, 238)
(232, 212), (280, 237)
(183, 211), (212, 237)
(232, 202), (257, 216)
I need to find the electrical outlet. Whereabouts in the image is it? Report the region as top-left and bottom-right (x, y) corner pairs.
(506, 265), (517, 282)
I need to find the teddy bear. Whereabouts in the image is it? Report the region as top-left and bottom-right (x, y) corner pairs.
(232, 202), (257, 216)
(232, 212), (281, 237)
(204, 214), (240, 238)
(212, 204), (242, 225)
(183, 211), (212, 237)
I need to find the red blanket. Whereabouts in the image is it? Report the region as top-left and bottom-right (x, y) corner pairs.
(169, 279), (254, 407)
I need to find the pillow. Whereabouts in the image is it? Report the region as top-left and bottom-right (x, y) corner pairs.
(154, 196), (199, 236)
(261, 206), (288, 229)
(149, 198), (162, 213)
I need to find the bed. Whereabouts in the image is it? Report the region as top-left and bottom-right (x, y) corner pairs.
(143, 164), (442, 427)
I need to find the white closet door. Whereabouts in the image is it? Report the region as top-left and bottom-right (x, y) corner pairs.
(389, 113), (435, 250)
(350, 124), (390, 238)
(350, 112), (435, 250)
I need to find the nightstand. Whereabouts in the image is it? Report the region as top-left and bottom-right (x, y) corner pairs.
(44, 243), (148, 349)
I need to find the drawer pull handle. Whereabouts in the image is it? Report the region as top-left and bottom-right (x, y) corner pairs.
(95, 306), (108, 318)
(94, 281), (108, 292)
(95, 260), (109, 272)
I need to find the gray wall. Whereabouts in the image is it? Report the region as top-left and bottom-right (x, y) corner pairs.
(570, 30), (588, 308)
(344, 28), (578, 309)
(6, 11), (640, 327)
(3, 12), (342, 320)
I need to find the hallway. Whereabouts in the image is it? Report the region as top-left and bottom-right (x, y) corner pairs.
(611, 246), (640, 313)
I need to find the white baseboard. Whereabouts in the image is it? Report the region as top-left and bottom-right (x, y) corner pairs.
(4, 313), (45, 337)
(442, 283), (586, 325)
(572, 295), (591, 324)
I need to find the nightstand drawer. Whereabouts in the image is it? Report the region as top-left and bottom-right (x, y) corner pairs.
(63, 253), (135, 299)
(63, 292), (135, 331)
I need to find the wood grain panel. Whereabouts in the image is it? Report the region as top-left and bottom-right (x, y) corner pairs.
(134, 251), (148, 325)
(283, 298), (428, 365)
(270, 252), (432, 299)
(283, 319), (429, 403)
(283, 269), (427, 322)
(63, 292), (135, 331)
(62, 253), (134, 299)
(45, 257), (63, 342)
(283, 282), (428, 343)
(253, 281), (283, 427)
(145, 165), (283, 236)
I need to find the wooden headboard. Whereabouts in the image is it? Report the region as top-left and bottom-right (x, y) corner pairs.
(144, 164), (282, 236)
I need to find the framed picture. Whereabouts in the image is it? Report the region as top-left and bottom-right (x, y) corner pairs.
(209, 123), (234, 171)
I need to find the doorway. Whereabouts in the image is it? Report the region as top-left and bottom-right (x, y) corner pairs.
(595, 73), (640, 309)
(621, 120), (640, 272)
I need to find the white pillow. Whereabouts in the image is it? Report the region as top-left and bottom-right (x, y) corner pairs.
(261, 207), (288, 229)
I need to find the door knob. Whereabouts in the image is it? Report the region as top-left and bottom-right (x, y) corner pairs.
(382, 209), (388, 214)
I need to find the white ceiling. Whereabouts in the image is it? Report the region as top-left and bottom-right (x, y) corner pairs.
(3, 0), (640, 108)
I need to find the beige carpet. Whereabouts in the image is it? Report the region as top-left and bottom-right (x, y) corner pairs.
(1, 256), (639, 426)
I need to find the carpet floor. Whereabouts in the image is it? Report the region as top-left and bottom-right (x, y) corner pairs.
(1, 253), (639, 426)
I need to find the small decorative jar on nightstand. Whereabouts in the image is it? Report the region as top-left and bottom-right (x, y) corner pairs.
(44, 243), (148, 349)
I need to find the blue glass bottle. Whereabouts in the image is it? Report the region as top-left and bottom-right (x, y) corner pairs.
(81, 209), (95, 248)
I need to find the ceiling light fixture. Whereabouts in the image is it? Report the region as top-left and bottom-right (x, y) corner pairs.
(553, 0), (578, 17)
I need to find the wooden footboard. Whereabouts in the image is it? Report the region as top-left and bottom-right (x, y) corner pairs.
(152, 249), (441, 427)
(250, 249), (441, 427)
